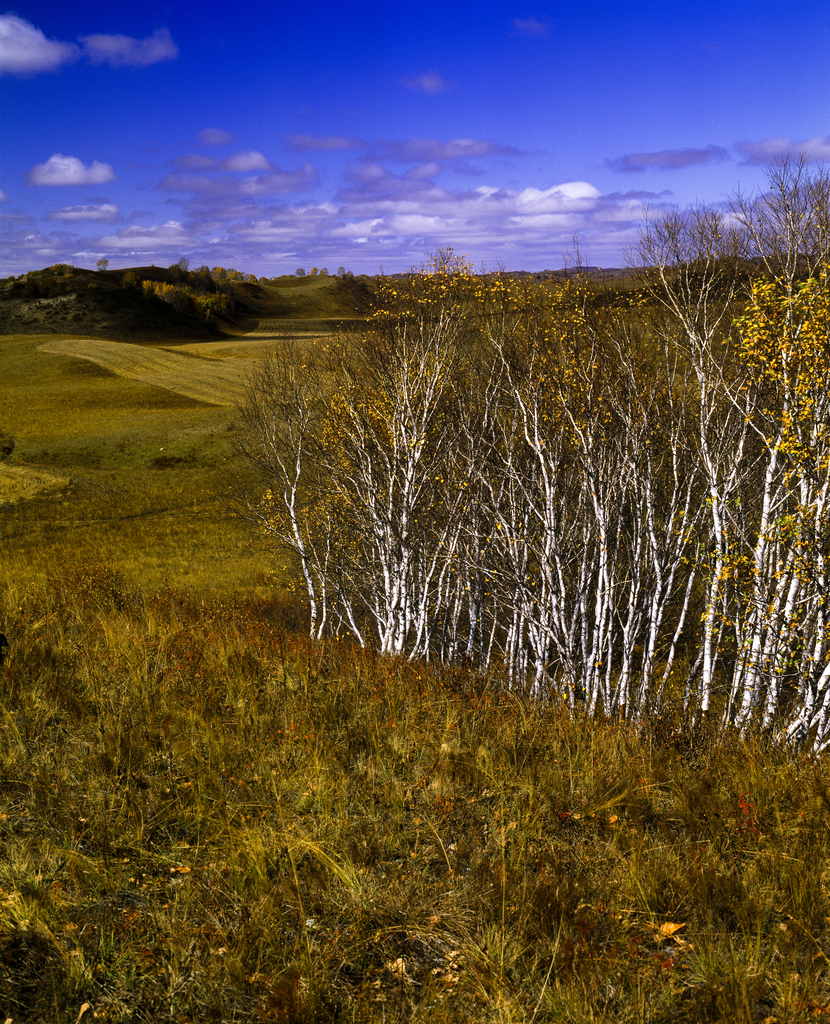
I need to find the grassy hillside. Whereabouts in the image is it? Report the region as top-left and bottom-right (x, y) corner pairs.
(0, 265), (374, 343)
(0, 265), (374, 598)
(3, 585), (830, 1022)
(3, 261), (830, 1022)
(0, 333), (291, 598)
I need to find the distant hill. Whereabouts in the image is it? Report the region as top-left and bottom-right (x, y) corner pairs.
(0, 265), (375, 342)
(0, 263), (633, 342)
(0, 265), (228, 341)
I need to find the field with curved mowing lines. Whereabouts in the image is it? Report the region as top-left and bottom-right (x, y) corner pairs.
(38, 337), (258, 406)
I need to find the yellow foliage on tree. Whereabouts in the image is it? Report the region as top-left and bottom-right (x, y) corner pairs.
(736, 271), (830, 466)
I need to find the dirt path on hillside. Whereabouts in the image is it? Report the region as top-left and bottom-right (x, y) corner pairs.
(39, 338), (251, 406)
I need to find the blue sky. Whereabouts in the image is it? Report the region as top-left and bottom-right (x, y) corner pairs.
(2, 0), (829, 277)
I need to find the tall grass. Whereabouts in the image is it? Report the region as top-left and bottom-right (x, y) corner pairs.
(2, 566), (830, 1022)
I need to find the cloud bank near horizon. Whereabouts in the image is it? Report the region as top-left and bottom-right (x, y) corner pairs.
(2, 165), (668, 275)
(5, 125), (828, 277)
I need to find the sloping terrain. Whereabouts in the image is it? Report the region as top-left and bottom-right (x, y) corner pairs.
(0, 463), (69, 506)
(0, 265), (374, 343)
(38, 337), (251, 406)
(0, 280), (222, 341)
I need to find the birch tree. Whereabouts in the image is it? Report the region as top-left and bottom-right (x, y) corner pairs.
(233, 337), (333, 639)
(315, 251), (479, 656)
(634, 207), (750, 716)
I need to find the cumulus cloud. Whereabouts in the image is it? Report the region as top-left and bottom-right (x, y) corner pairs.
(28, 155), (116, 186)
(285, 135), (517, 167)
(79, 28), (178, 68)
(314, 174), (658, 266)
(171, 154), (217, 171)
(47, 203), (119, 223)
(401, 70), (455, 94)
(171, 151), (273, 172)
(339, 162), (447, 201)
(512, 17), (549, 37)
(287, 134), (364, 151)
(0, 221), (88, 276)
(199, 128), (234, 146)
(737, 136), (830, 165)
(150, 169), (661, 275)
(222, 151), (273, 173)
(0, 13), (79, 75)
(606, 145), (729, 172)
(0, 15), (177, 75)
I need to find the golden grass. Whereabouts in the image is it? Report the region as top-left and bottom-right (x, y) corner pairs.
(0, 334), (284, 598)
(0, 463), (69, 506)
(38, 338), (251, 407)
(2, 582), (830, 1022)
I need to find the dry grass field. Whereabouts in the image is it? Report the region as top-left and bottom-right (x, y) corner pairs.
(0, 463), (70, 506)
(0, 270), (371, 597)
(0, 331), (279, 596)
(4, 585), (830, 1023)
(37, 338), (253, 407)
(5, 268), (830, 1022)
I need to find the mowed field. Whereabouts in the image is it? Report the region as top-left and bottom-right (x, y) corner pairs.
(0, 330), (301, 597)
(37, 337), (254, 406)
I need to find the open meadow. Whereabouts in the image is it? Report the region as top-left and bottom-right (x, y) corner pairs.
(0, 263), (355, 595)
(4, 258), (830, 1023)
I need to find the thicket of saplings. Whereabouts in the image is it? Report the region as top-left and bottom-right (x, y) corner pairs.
(6, 160), (830, 1022)
(237, 161), (830, 752)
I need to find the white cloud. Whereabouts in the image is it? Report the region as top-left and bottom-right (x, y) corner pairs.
(514, 182), (603, 211)
(0, 16), (177, 76)
(0, 13), (79, 75)
(171, 152), (273, 172)
(160, 161), (318, 196)
(607, 145), (730, 172)
(377, 137), (518, 162)
(79, 28), (178, 68)
(287, 134), (364, 151)
(223, 151), (273, 173)
(47, 203), (119, 222)
(401, 71), (455, 94)
(28, 155), (116, 186)
(737, 136), (830, 165)
(3, 137), (670, 275)
(217, 176), (662, 271)
(99, 221), (190, 250)
(171, 154), (217, 171)
(0, 188), (7, 202)
(512, 17), (549, 37)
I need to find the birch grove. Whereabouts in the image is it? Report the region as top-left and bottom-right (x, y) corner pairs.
(237, 162), (830, 748)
